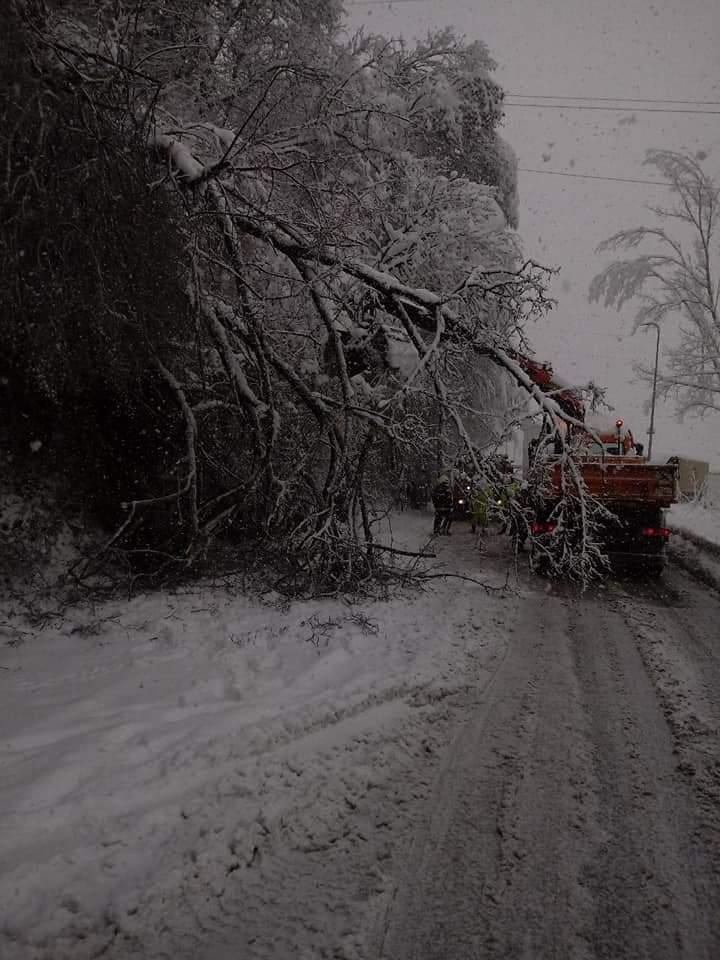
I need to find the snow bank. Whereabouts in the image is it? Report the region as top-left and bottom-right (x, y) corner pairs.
(0, 512), (512, 959)
(668, 499), (720, 591)
(669, 499), (720, 549)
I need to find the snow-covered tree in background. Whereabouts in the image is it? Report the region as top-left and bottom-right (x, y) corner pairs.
(346, 28), (519, 228)
(2, 0), (567, 590)
(590, 150), (720, 420)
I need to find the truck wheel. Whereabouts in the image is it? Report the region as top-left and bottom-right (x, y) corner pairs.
(530, 545), (549, 576)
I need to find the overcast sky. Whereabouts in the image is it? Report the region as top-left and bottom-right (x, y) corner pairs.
(344, 0), (720, 466)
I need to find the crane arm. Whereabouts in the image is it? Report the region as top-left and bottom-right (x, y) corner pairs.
(509, 350), (586, 423)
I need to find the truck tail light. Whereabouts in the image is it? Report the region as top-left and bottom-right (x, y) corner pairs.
(532, 521), (557, 535)
(642, 527), (670, 539)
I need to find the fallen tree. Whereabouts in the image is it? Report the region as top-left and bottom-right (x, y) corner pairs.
(2, 1), (607, 590)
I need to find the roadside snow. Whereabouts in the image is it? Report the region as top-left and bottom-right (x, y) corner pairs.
(0, 512), (515, 959)
(670, 500), (720, 547)
(668, 498), (720, 591)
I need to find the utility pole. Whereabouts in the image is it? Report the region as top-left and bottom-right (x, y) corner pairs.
(641, 322), (661, 460)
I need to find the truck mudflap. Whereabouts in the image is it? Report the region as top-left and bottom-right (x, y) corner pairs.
(606, 549), (666, 577)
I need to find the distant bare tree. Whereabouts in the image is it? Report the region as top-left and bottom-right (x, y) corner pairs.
(590, 149), (720, 418)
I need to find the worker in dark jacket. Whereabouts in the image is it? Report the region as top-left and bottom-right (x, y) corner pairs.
(431, 470), (455, 535)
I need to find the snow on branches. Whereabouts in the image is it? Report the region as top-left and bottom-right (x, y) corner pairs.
(8, 2), (609, 589)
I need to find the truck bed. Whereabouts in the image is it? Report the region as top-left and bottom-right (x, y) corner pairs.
(548, 457), (678, 508)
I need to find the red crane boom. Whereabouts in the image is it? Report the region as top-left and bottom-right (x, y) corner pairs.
(510, 351), (586, 423)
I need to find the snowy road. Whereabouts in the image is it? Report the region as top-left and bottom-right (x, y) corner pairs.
(1, 517), (719, 959)
(379, 558), (720, 960)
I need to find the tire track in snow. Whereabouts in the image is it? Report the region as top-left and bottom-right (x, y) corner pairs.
(567, 597), (717, 960)
(378, 575), (720, 960)
(611, 569), (720, 934)
(377, 592), (600, 959)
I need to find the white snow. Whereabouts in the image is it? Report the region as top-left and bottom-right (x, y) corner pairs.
(150, 132), (205, 182)
(670, 498), (720, 548)
(385, 330), (420, 379)
(205, 124), (237, 152)
(0, 512), (513, 959)
(668, 482), (720, 588)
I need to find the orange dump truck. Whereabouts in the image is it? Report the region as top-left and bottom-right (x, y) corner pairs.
(512, 353), (680, 574)
(532, 444), (679, 575)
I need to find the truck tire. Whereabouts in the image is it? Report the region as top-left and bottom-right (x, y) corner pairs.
(530, 543), (550, 576)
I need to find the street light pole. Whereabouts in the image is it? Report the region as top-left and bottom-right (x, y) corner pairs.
(642, 321), (661, 460)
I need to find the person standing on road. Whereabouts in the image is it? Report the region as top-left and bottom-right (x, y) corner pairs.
(470, 484), (489, 535)
(431, 469), (454, 535)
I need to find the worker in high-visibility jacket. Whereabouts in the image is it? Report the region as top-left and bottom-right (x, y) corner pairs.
(469, 481), (493, 534)
(495, 478), (522, 533)
(471, 477), (521, 534)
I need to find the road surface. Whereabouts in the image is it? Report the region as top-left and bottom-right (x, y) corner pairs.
(2, 521), (718, 960)
(376, 546), (720, 960)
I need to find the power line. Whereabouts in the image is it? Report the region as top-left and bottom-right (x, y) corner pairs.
(519, 167), (672, 186)
(505, 101), (720, 116)
(508, 93), (720, 107)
